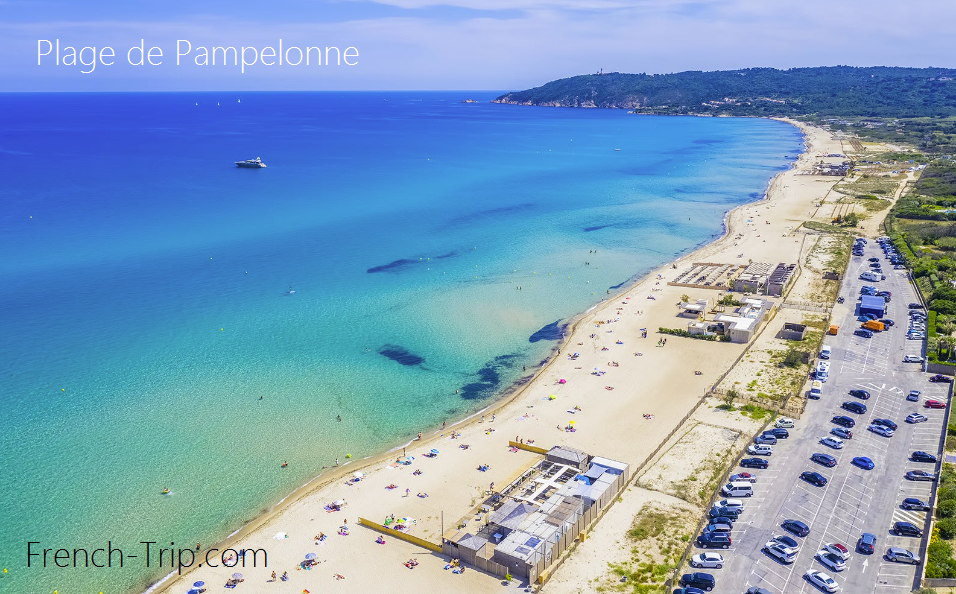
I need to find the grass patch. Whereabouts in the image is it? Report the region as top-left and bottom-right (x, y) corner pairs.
(740, 404), (771, 420)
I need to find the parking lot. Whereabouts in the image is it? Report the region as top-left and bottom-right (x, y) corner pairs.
(707, 239), (951, 594)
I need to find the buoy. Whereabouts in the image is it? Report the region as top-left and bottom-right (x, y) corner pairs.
(61, 389), (65, 392)
(221, 328), (224, 331)
(346, 454), (352, 458)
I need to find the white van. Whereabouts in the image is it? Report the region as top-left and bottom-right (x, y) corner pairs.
(721, 481), (754, 498)
(860, 271), (880, 282)
(809, 380), (823, 399)
(816, 361), (830, 383)
(820, 346), (832, 360)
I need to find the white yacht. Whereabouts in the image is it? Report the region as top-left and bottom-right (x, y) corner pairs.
(235, 157), (267, 168)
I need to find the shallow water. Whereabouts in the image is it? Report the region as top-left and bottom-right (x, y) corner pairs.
(0, 92), (803, 593)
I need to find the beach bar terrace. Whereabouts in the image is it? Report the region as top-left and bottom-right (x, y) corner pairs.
(443, 446), (629, 583)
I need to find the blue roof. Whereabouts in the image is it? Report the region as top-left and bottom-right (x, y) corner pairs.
(860, 295), (885, 311)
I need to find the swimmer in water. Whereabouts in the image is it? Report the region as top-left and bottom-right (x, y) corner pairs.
(337, 415), (342, 422)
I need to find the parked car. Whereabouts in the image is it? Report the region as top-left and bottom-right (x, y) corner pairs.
(906, 413), (928, 424)
(892, 522), (922, 537)
(907, 389), (921, 400)
(854, 328), (874, 338)
(842, 401), (867, 414)
(729, 472), (756, 483)
(873, 418), (898, 431)
(868, 257), (879, 262)
(673, 588), (706, 594)
(783, 519), (810, 537)
(747, 444), (773, 456)
(868, 424), (894, 437)
(902, 497), (930, 511)
(696, 532), (732, 549)
(690, 552), (724, 569)
(776, 417), (795, 428)
(702, 523), (733, 535)
(679, 572), (716, 591)
(878, 318), (894, 326)
(767, 534), (800, 550)
(852, 456), (875, 470)
(745, 588), (773, 594)
(801, 471), (828, 487)
(832, 415), (856, 428)
(831, 427), (852, 439)
(708, 517), (734, 529)
(763, 542), (798, 564)
(903, 356), (924, 363)
(804, 569), (838, 593)
(821, 542), (850, 560)
(930, 374), (953, 383)
(925, 400), (947, 409)
(755, 433), (778, 445)
(741, 458), (769, 469)
(858, 532), (877, 554)
(708, 506), (740, 520)
(885, 547), (920, 564)
(820, 437), (845, 450)
(849, 389), (870, 400)
(909, 303), (925, 309)
(811, 453), (837, 467)
(912, 451), (938, 463)
(816, 550), (847, 572)
(769, 427), (790, 439)
(905, 470), (937, 482)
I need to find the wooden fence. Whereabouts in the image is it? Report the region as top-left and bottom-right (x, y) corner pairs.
(357, 517), (442, 553)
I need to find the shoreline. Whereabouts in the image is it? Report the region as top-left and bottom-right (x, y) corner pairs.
(147, 116), (817, 594)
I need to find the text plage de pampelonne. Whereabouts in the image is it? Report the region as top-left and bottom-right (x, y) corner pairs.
(37, 39), (359, 74)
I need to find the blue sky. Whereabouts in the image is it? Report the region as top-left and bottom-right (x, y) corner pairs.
(2, 0), (953, 91)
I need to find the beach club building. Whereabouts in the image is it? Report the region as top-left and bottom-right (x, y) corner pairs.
(443, 446), (629, 583)
(688, 297), (776, 343)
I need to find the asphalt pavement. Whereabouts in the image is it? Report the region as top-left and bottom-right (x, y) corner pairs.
(707, 240), (950, 594)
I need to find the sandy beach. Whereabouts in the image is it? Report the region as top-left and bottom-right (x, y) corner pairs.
(151, 119), (846, 594)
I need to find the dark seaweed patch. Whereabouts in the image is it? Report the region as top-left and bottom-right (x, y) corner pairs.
(367, 259), (418, 274)
(456, 353), (519, 400)
(366, 250), (458, 274)
(529, 321), (565, 343)
(378, 344), (425, 367)
(608, 279), (629, 290)
(583, 224), (613, 232)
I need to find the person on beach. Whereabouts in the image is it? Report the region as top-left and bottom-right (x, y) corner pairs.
(492, 413), (496, 422)
(417, 432), (422, 440)
(335, 458), (339, 466)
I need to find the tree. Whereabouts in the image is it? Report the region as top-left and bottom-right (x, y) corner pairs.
(680, 294), (690, 303)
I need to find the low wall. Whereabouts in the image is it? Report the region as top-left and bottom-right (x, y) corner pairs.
(357, 517), (442, 553)
(508, 441), (548, 455)
(926, 362), (956, 376)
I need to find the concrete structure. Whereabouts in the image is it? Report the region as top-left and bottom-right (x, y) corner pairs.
(669, 263), (743, 290)
(860, 295), (886, 318)
(712, 297), (776, 343)
(781, 322), (807, 341)
(733, 262), (774, 294)
(443, 446), (630, 583)
(767, 263), (797, 297)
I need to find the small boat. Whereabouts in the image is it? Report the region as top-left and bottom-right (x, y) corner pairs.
(286, 287), (296, 295)
(235, 157), (267, 168)
(614, 148), (621, 151)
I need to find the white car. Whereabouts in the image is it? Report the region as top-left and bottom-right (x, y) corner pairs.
(816, 550), (847, 572)
(822, 542), (851, 561)
(748, 444), (773, 456)
(820, 437), (844, 450)
(805, 569), (839, 592)
(764, 543), (798, 563)
(903, 355), (924, 363)
(868, 424), (894, 437)
(776, 417), (795, 428)
(690, 552), (724, 569)
(718, 498), (745, 512)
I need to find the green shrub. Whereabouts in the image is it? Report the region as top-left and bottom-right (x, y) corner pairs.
(930, 310), (939, 337)
(939, 498), (956, 519)
(937, 517), (956, 540)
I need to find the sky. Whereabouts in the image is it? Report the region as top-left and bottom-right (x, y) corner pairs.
(1, 0), (954, 91)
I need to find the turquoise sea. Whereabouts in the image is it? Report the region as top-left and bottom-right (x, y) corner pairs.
(0, 92), (803, 593)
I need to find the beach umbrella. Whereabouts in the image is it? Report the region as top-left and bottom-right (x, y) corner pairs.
(333, 499), (345, 506)
(353, 471), (364, 478)
(232, 572), (243, 579)
(430, 448), (439, 454)
(305, 552), (317, 560)
(193, 581), (205, 587)
(569, 421), (575, 425)
(558, 379), (567, 384)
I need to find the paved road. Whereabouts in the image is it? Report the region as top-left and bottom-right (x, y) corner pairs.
(709, 240), (950, 594)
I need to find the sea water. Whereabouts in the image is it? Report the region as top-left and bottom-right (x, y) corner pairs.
(0, 92), (803, 593)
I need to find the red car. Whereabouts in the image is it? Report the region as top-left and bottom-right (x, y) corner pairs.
(925, 400), (947, 409)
